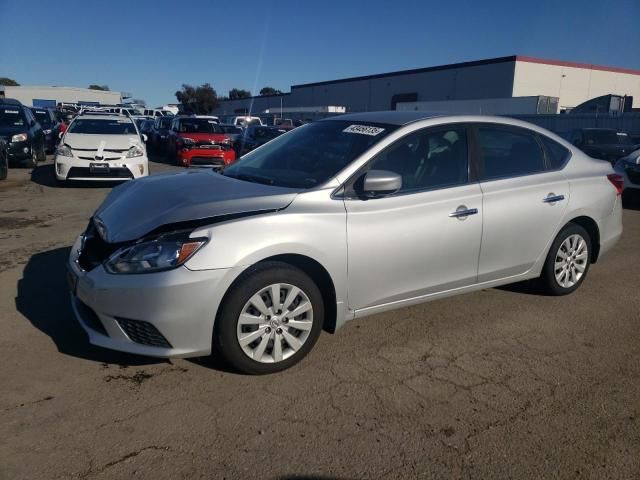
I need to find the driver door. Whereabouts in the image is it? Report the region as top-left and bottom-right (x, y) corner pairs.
(343, 124), (483, 312)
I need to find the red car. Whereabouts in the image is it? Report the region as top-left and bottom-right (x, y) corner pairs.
(167, 117), (235, 170)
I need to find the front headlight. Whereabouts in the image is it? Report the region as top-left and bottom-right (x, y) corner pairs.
(11, 133), (28, 142)
(55, 144), (73, 157)
(126, 145), (144, 158)
(104, 235), (206, 274)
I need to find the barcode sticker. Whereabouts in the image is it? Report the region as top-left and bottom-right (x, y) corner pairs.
(343, 125), (385, 136)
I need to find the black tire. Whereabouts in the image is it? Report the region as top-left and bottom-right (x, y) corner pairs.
(213, 261), (324, 374)
(38, 144), (47, 162)
(27, 149), (38, 168)
(0, 149), (7, 180)
(539, 223), (592, 295)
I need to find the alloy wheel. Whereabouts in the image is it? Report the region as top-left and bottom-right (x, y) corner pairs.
(236, 283), (314, 363)
(554, 234), (588, 288)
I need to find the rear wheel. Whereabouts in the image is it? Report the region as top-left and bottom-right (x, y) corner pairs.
(213, 261), (324, 374)
(539, 223), (591, 295)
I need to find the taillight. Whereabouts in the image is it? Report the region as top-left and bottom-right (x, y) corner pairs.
(607, 173), (624, 196)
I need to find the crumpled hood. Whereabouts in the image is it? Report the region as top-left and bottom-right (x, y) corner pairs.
(65, 133), (142, 150)
(94, 170), (299, 243)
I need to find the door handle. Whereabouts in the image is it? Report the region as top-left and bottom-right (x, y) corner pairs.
(449, 207), (478, 218)
(543, 194), (565, 204)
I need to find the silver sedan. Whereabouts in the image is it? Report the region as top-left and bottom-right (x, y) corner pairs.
(68, 112), (623, 374)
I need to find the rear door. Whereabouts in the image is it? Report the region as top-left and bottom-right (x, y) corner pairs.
(473, 123), (569, 282)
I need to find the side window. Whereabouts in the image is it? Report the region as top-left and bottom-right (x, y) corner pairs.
(477, 126), (546, 181)
(541, 135), (570, 169)
(365, 126), (468, 193)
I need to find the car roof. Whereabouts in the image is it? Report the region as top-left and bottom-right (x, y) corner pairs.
(323, 111), (444, 126)
(75, 114), (133, 121)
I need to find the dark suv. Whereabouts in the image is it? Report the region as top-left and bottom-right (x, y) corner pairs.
(0, 103), (46, 167)
(568, 128), (638, 165)
(30, 107), (62, 153)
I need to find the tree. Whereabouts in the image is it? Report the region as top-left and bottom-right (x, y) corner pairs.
(88, 84), (110, 91)
(229, 88), (252, 100)
(175, 83), (219, 114)
(0, 77), (19, 86)
(259, 87), (282, 96)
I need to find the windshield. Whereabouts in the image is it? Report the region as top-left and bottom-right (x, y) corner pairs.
(223, 120), (398, 188)
(68, 119), (138, 135)
(158, 117), (172, 129)
(251, 127), (283, 140)
(584, 130), (634, 146)
(178, 119), (222, 134)
(32, 110), (53, 126)
(0, 108), (27, 127)
(221, 125), (242, 134)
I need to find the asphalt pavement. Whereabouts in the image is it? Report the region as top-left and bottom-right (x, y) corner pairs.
(1, 157), (639, 479)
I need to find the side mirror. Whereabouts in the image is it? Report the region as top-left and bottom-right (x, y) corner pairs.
(142, 134), (148, 142)
(58, 132), (64, 139)
(361, 170), (402, 197)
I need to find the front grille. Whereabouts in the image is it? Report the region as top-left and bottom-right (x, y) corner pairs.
(626, 168), (640, 184)
(74, 298), (108, 336)
(78, 156), (121, 161)
(77, 220), (127, 271)
(116, 317), (172, 348)
(67, 167), (133, 179)
(190, 157), (225, 167)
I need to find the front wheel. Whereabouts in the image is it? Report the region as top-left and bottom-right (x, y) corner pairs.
(539, 223), (592, 295)
(213, 261), (324, 374)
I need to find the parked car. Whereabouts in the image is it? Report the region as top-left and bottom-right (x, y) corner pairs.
(67, 112), (622, 374)
(568, 128), (638, 164)
(235, 125), (285, 156)
(166, 117), (235, 169)
(149, 115), (174, 154)
(30, 107), (62, 153)
(143, 108), (174, 117)
(54, 113), (149, 183)
(220, 116), (264, 128)
(0, 138), (8, 180)
(613, 147), (640, 194)
(137, 119), (155, 143)
(0, 102), (46, 167)
(218, 124), (243, 145)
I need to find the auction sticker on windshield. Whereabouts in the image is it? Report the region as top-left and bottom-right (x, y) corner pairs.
(343, 125), (385, 136)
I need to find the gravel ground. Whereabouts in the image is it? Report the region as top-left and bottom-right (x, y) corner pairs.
(1, 157), (639, 479)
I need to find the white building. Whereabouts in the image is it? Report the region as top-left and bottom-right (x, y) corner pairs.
(214, 55), (640, 115)
(0, 85), (123, 108)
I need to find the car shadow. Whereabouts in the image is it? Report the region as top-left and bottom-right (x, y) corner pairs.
(496, 279), (553, 296)
(16, 246), (162, 366)
(30, 163), (125, 189)
(622, 190), (640, 210)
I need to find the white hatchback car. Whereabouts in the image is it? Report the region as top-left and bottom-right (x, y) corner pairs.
(55, 113), (149, 183)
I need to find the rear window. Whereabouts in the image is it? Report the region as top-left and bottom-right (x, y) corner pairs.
(0, 108), (26, 127)
(478, 126), (546, 180)
(68, 119), (137, 135)
(31, 109), (53, 126)
(178, 119), (222, 134)
(541, 135), (570, 169)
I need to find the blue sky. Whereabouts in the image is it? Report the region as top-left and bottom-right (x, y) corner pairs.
(1, 0), (639, 107)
